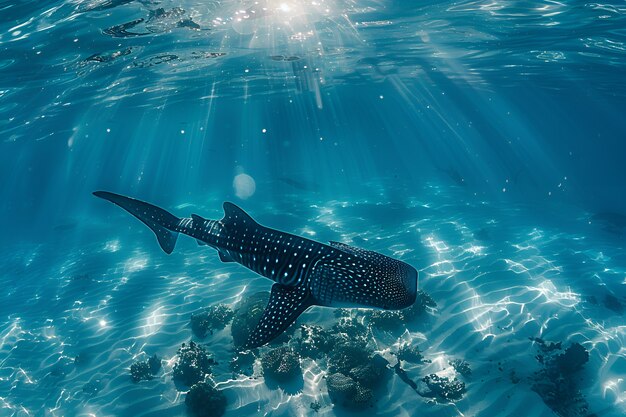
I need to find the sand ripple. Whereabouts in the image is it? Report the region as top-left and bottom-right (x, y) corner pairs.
(0, 187), (625, 416)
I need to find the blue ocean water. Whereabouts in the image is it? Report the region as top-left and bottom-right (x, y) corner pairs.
(1, 1), (626, 416)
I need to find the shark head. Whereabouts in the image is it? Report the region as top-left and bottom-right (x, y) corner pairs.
(311, 242), (419, 311)
(401, 264), (419, 305)
(369, 261), (418, 310)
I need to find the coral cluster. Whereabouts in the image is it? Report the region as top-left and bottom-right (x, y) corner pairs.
(229, 350), (256, 377)
(173, 342), (216, 386)
(261, 346), (302, 382)
(420, 374), (466, 402)
(366, 310), (406, 331)
(185, 382), (227, 417)
(130, 354), (162, 383)
(397, 343), (428, 364)
(325, 338), (389, 408)
(333, 314), (369, 341)
(296, 325), (334, 359)
(338, 290), (437, 334)
(326, 372), (374, 408)
(449, 359), (472, 377)
(531, 339), (593, 417)
(121, 289), (439, 414)
(191, 304), (234, 338)
(327, 338), (372, 374)
(402, 290), (438, 321)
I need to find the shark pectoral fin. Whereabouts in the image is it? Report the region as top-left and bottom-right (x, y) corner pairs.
(218, 251), (235, 263)
(246, 284), (313, 348)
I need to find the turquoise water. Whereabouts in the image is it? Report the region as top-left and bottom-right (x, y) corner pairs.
(1, 1), (625, 416)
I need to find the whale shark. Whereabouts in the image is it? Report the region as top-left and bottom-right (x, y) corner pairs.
(93, 191), (418, 348)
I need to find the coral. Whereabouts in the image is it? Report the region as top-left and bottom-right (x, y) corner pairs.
(191, 304), (234, 338)
(402, 291), (437, 321)
(130, 361), (152, 383)
(366, 310), (405, 331)
(332, 315), (369, 342)
(295, 325), (335, 359)
(396, 343), (427, 364)
(420, 374), (466, 402)
(531, 341), (593, 417)
(326, 373), (373, 409)
(173, 342), (216, 387)
(327, 338), (372, 375)
(349, 354), (388, 388)
(148, 354), (162, 374)
(230, 350), (256, 376)
(531, 337), (562, 353)
(261, 346), (301, 382)
(362, 291), (436, 329)
(325, 339), (388, 408)
(310, 401), (322, 412)
(449, 359), (471, 377)
(327, 373), (357, 402)
(556, 343), (589, 374)
(130, 354), (161, 383)
(352, 384), (374, 405)
(185, 382), (227, 417)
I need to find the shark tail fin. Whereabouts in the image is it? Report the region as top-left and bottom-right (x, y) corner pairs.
(93, 191), (180, 254)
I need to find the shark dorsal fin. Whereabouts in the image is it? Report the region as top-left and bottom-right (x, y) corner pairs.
(222, 202), (257, 228)
(245, 284), (313, 348)
(329, 241), (404, 266)
(329, 241), (379, 259)
(191, 213), (206, 224)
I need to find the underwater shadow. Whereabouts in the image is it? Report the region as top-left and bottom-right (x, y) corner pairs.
(263, 374), (305, 396)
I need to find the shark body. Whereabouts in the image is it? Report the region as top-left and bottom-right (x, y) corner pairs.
(94, 191), (418, 347)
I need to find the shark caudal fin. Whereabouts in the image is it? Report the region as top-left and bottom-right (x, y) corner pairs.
(93, 191), (180, 254)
